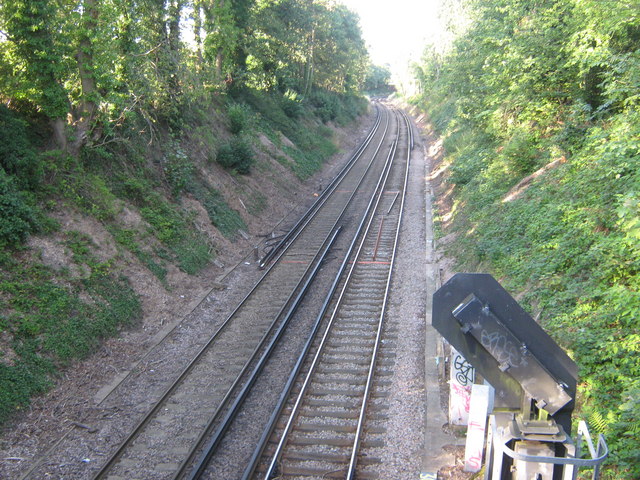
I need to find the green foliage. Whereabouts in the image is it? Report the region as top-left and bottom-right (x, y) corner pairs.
(247, 0), (368, 94)
(364, 64), (393, 93)
(0, 241), (140, 425)
(188, 180), (246, 239)
(111, 228), (167, 282)
(216, 136), (255, 174)
(309, 90), (339, 123)
(139, 197), (211, 275)
(46, 153), (119, 221)
(164, 142), (195, 196)
(501, 129), (542, 176)
(0, 169), (42, 248)
(0, 0), (370, 430)
(414, 1), (640, 476)
(280, 91), (304, 119)
(236, 87), (356, 179)
(308, 89), (367, 125)
(66, 139), (213, 277)
(0, 107), (47, 248)
(0, 106), (43, 189)
(227, 103), (251, 134)
(1, 0), (368, 155)
(0, 0), (70, 120)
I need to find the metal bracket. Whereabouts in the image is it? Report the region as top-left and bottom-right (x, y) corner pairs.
(452, 294), (572, 415)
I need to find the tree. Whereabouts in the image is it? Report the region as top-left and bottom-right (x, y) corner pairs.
(246, 0), (368, 94)
(72, 0), (100, 154)
(1, 0), (70, 148)
(365, 64), (392, 92)
(412, 1), (640, 476)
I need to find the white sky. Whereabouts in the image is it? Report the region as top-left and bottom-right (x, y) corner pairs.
(338, 0), (442, 75)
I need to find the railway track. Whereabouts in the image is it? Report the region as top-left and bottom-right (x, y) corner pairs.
(242, 110), (414, 480)
(91, 104), (408, 480)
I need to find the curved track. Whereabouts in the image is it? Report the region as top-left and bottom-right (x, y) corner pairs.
(93, 105), (406, 480)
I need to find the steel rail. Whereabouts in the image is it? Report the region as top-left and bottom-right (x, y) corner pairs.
(240, 108), (403, 480)
(260, 109), (405, 479)
(258, 105), (389, 273)
(182, 107), (397, 479)
(95, 106), (385, 411)
(93, 222), (330, 479)
(346, 108), (413, 479)
(177, 106), (395, 479)
(258, 107), (382, 269)
(258, 108), (389, 273)
(93, 106), (393, 480)
(181, 226), (343, 480)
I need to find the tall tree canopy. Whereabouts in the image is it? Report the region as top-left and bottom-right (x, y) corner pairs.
(0, 0), (369, 151)
(245, 0), (367, 93)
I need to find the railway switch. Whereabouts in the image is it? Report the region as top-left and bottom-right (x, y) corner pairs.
(433, 273), (608, 480)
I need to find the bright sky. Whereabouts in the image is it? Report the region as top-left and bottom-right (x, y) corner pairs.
(338, 0), (442, 77)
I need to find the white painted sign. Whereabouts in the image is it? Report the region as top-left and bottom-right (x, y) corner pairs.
(449, 347), (475, 425)
(464, 384), (492, 472)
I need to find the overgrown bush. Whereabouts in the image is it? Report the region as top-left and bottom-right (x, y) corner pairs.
(238, 88), (292, 131)
(139, 196), (211, 274)
(0, 105), (43, 189)
(188, 180), (246, 238)
(216, 136), (255, 174)
(228, 103), (250, 134)
(0, 243), (141, 424)
(280, 91), (304, 119)
(0, 169), (41, 247)
(309, 90), (340, 123)
(414, 1), (640, 476)
(164, 142), (195, 196)
(502, 129), (541, 176)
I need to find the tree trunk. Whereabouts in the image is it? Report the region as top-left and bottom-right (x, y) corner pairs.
(72, 0), (99, 155)
(193, 0), (204, 69)
(168, 0), (182, 53)
(51, 118), (67, 151)
(215, 0), (225, 81)
(166, 0), (183, 107)
(304, 28), (315, 96)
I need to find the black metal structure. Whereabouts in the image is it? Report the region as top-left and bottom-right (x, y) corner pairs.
(433, 273), (609, 480)
(432, 273), (577, 431)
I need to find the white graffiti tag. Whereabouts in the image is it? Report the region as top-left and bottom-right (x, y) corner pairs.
(480, 330), (528, 368)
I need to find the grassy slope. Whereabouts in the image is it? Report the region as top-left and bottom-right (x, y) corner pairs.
(417, 103), (639, 477)
(0, 89), (368, 427)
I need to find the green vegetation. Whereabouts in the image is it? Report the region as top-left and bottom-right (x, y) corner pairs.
(188, 179), (247, 239)
(0, 106), (45, 248)
(0, 234), (141, 424)
(228, 104), (251, 135)
(364, 64), (394, 95)
(241, 87), (366, 179)
(217, 136), (255, 174)
(414, 0), (639, 476)
(0, 0), (371, 428)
